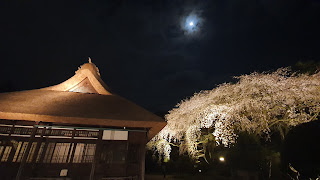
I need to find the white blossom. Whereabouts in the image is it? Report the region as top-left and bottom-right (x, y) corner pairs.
(148, 69), (320, 160)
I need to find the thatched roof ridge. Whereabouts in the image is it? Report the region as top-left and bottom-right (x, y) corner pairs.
(0, 62), (166, 140)
(43, 61), (112, 95)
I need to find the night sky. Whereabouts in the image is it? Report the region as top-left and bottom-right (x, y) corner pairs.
(1, 0), (320, 113)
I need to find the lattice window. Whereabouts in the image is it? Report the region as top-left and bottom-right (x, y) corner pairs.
(48, 129), (73, 137)
(43, 142), (55, 163)
(0, 126), (12, 134)
(13, 127), (33, 135)
(73, 143), (96, 163)
(12, 142), (29, 162)
(26, 142), (37, 162)
(1, 146), (12, 162)
(51, 143), (71, 163)
(0, 146), (4, 156)
(100, 142), (127, 164)
(82, 144), (95, 163)
(128, 144), (140, 163)
(35, 142), (45, 163)
(12, 141), (23, 162)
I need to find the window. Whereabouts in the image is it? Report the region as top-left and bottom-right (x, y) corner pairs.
(128, 144), (140, 163)
(100, 141), (127, 164)
(12, 141), (26, 162)
(0, 125), (12, 134)
(26, 142), (37, 162)
(1, 146), (12, 162)
(0, 140), (97, 164)
(43, 142), (55, 163)
(102, 130), (128, 140)
(82, 144), (95, 163)
(36, 142), (45, 163)
(12, 142), (31, 162)
(51, 143), (72, 163)
(72, 143), (96, 163)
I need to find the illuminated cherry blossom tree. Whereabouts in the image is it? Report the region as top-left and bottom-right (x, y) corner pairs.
(148, 68), (320, 162)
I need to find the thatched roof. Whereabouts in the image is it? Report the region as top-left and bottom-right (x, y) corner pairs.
(0, 61), (166, 140)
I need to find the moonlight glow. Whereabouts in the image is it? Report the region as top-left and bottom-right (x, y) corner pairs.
(181, 11), (203, 35)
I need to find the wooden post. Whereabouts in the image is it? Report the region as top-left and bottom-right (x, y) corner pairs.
(68, 128), (77, 164)
(7, 122), (17, 162)
(38, 128), (52, 163)
(29, 127), (46, 178)
(15, 124), (38, 180)
(64, 128), (77, 179)
(89, 129), (103, 180)
(66, 128), (76, 163)
(48, 142), (57, 163)
(31, 127), (46, 163)
(140, 131), (147, 180)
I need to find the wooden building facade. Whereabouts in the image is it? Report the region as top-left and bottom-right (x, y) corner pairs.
(0, 61), (166, 180)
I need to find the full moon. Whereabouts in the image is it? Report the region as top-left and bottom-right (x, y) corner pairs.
(181, 12), (203, 35)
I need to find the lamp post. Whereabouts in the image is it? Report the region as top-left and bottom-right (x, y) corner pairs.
(219, 156), (225, 162)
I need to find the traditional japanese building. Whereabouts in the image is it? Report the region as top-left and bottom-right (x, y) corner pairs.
(0, 60), (166, 180)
